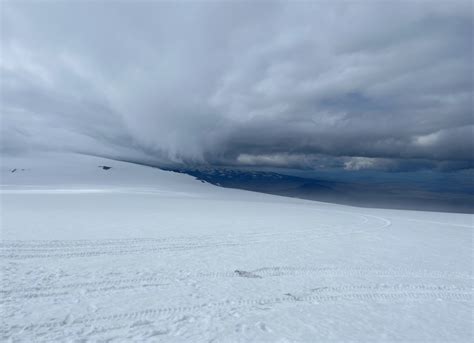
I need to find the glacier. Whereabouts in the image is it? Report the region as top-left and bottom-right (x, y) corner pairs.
(1, 153), (472, 342)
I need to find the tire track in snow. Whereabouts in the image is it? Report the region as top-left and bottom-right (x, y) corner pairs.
(1, 277), (168, 294)
(1, 268), (471, 304)
(1, 210), (390, 252)
(0, 229), (365, 259)
(0, 225), (338, 251)
(0, 277), (170, 302)
(3, 289), (471, 335)
(3, 267), (473, 293)
(0, 223), (385, 260)
(0, 242), (245, 259)
(1, 211), (391, 260)
(0, 224), (339, 249)
(3, 283), (471, 303)
(307, 284), (472, 293)
(0, 283), (167, 302)
(203, 266), (473, 280)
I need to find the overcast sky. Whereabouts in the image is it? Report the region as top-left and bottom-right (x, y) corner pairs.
(1, 0), (472, 171)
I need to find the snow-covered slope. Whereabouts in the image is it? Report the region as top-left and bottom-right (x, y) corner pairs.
(1, 153), (472, 342)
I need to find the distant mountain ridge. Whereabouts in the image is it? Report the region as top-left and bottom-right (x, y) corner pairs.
(172, 168), (474, 214)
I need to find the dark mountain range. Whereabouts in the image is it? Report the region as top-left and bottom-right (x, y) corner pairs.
(171, 168), (473, 214)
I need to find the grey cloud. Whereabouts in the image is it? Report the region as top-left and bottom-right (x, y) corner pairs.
(1, 1), (472, 171)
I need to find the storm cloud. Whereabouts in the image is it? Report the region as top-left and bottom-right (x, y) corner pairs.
(1, 1), (472, 171)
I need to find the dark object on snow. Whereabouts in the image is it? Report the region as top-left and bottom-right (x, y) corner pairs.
(11, 168), (17, 173)
(234, 270), (262, 278)
(99, 166), (112, 170)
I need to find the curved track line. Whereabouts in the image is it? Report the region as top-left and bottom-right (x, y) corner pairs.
(386, 216), (472, 229)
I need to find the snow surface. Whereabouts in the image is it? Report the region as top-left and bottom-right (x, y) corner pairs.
(1, 153), (472, 342)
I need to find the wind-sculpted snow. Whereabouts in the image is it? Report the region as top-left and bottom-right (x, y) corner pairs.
(1, 154), (472, 342)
